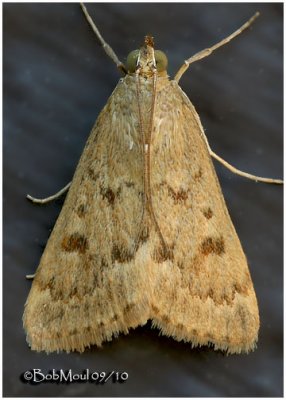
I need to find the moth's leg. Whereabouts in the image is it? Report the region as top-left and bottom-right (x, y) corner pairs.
(25, 182), (71, 279)
(80, 3), (127, 74)
(174, 12), (259, 82)
(188, 75), (282, 184)
(210, 149), (283, 184)
(27, 182), (71, 204)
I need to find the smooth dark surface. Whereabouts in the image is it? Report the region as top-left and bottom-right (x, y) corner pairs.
(3, 3), (283, 397)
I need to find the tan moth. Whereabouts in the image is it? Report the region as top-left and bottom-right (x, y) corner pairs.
(23, 4), (283, 354)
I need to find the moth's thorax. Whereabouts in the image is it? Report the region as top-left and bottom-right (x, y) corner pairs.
(122, 73), (170, 92)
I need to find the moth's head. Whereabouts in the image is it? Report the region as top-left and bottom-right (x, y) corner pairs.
(126, 35), (168, 77)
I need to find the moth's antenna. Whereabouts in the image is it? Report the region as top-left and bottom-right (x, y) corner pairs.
(175, 12), (260, 82)
(80, 3), (127, 74)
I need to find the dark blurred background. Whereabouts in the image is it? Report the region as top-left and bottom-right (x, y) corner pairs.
(3, 3), (283, 397)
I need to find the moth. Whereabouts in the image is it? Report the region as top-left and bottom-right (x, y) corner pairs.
(23, 4), (282, 354)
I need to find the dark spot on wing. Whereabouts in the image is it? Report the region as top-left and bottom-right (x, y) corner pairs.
(124, 181), (135, 188)
(201, 236), (225, 256)
(168, 186), (189, 204)
(100, 187), (115, 205)
(204, 281), (250, 306)
(46, 277), (55, 290)
(151, 305), (159, 314)
(111, 315), (119, 322)
(35, 277), (65, 301)
(112, 244), (133, 263)
(124, 303), (135, 314)
(88, 168), (99, 181)
(70, 287), (79, 298)
(162, 315), (170, 324)
(233, 282), (249, 296)
(194, 167), (203, 181)
(203, 207), (213, 219)
(100, 186), (121, 205)
(77, 204), (87, 218)
(61, 233), (88, 254)
(152, 244), (174, 263)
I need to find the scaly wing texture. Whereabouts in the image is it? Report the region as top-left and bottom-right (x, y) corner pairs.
(150, 81), (259, 354)
(24, 74), (259, 354)
(23, 77), (156, 353)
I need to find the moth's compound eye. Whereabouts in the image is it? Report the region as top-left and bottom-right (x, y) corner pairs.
(126, 50), (140, 73)
(154, 50), (168, 72)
